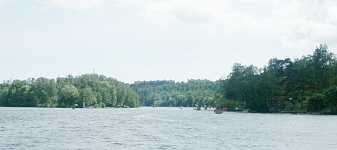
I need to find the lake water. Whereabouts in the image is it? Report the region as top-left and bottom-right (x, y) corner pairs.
(0, 107), (337, 150)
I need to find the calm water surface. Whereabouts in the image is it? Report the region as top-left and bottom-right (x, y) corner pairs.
(1, 107), (337, 150)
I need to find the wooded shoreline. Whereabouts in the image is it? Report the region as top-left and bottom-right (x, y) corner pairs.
(1, 44), (337, 114)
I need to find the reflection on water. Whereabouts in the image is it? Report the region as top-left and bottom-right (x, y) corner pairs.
(1, 107), (337, 150)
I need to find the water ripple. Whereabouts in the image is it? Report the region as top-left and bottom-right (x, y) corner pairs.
(1, 107), (337, 150)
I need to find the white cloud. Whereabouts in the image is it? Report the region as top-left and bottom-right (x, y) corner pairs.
(143, 0), (337, 50)
(2, 0), (337, 82)
(0, 0), (8, 7)
(143, 0), (226, 23)
(37, 0), (104, 10)
(276, 0), (337, 50)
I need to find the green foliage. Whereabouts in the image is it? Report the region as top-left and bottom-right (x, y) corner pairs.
(321, 86), (337, 114)
(80, 87), (97, 107)
(5, 80), (36, 107)
(307, 93), (325, 112)
(2, 44), (337, 113)
(58, 84), (80, 107)
(218, 44), (337, 113)
(0, 74), (139, 108)
(131, 80), (219, 107)
(31, 78), (58, 107)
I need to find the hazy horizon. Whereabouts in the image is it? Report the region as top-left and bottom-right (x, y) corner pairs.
(1, 0), (337, 83)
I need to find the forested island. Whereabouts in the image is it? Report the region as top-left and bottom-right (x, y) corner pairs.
(0, 74), (139, 108)
(1, 45), (337, 114)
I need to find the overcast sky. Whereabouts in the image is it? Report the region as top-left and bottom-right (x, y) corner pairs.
(1, 0), (337, 83)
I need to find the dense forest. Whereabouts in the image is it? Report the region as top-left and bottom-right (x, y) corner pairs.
(131, 80), (219, 107)
(0, 74), (139, 108)
(1, 44), (337, 115)
(0, 75), (218, 109)
(216, 44), (337, 114)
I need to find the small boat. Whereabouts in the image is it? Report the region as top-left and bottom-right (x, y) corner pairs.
(214, 109), (223, 114)
(214, 107), (227, 114)
(72, 104), (78, 110)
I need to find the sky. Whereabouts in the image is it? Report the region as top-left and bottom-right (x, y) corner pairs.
(1, 0), (337, 83)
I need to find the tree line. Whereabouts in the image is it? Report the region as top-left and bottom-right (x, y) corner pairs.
(131, 80), (219, 107)
(0, 75), (219, 109)
(0, 74), (139, 108)
(216, 44), (337, 114)
(2, 44), (337, 114)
